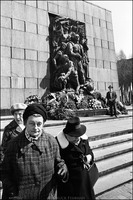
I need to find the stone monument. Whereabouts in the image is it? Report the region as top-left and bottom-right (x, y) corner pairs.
(49, 14), (94, 94)
(1, 1), (119, 114)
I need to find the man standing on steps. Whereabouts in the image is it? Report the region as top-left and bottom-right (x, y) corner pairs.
(106, 85), (117, 117)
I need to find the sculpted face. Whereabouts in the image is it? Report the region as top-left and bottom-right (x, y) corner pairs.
(25, 115), (44, 138)
(75, 34), (80, 42)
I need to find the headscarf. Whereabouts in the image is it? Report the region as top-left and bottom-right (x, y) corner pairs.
(23, 103), (47, 122)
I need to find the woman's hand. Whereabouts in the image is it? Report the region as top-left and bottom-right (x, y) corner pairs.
(86, 154), (92, 164)
(56, 162), (69, 182)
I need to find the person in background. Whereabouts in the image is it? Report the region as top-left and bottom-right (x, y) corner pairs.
(56, 116), (96, 200)
(106, 85), (117, 117)
(1, 103), (68, 200)
(1, 103), (27, 154)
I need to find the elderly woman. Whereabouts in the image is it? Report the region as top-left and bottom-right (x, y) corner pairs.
(1, 103), (27, 154)
(1, 103), (68, 200)
(56, 116), (96, 200)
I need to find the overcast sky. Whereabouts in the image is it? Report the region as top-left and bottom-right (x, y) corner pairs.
(88, 1), (132, 58)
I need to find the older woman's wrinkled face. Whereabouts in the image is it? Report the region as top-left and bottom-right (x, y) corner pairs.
(25, 115), (44, 138)
(14, 110), (24, 125)
(65, 134), (80, 144)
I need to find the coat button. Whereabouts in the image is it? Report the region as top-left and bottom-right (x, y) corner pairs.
(36, 181), (40, 186)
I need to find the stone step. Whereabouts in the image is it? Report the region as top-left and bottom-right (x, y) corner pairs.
(94, 166), (133, 196)
(93, 139), (132, 159)
(96, 180), (132, 200)
(92, 133), (132, 176)
(0, 105), (132, 120)
(88, 129), (132, 141)
(0, 106), (131, 120)
(0, 117), (132, 197)
(92, 132), (133, 196)
(0, 110), (132, 128)
(96, 151), (132, 176)
(95, 147), (132, 163)
(90, 132), (132, 149)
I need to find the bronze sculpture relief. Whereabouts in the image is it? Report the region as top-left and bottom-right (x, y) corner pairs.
(49, 14), (92, 93)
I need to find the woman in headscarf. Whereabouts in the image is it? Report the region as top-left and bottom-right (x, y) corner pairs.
(1, 103), (68, 200)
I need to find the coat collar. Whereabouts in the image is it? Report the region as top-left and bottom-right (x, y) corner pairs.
(18, 130), (48, 154)
(56, 131), (69, 149)
(56, 131), (88, 149)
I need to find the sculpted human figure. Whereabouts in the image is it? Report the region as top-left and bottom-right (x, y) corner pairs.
(50, 17), (92, 93)
(53, 42), (67, 69)
(53, 55), (80, 93)
(81, 37), (90, 79)
(65, 32), (86, 86)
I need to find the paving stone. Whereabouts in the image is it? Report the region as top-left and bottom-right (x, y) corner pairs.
(100, 19), (106, 28)
(1, 46), (11, 58)
(59, 6), (68, 17)
(26, 22), (37, 34)
(102, 40), (109, 49)
(25, 6), (37, 23)
(1, 57), (11, 76)
(12, 47), (24, 59)
(38, 1), (47, 10)
(13, 19), (25, 31)
(96, 181), (132, 200)
(1, 16), (11, 29)
(1, 28), (11, 46)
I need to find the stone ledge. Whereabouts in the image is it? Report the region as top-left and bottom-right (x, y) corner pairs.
(0, 108), (108, 117)
(75, 108), (108, 117)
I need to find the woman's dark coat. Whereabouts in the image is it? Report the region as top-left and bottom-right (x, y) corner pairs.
(1, 119), (22, 154)
(56, 131), (96, 200)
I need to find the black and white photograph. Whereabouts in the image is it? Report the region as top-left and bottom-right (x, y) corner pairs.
(0, 1), (132, 199)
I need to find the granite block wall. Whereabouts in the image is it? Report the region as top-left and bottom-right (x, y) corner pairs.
(1, 0), (119, 110)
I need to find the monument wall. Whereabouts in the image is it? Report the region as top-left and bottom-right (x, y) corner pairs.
(1, 0), (119, 111)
